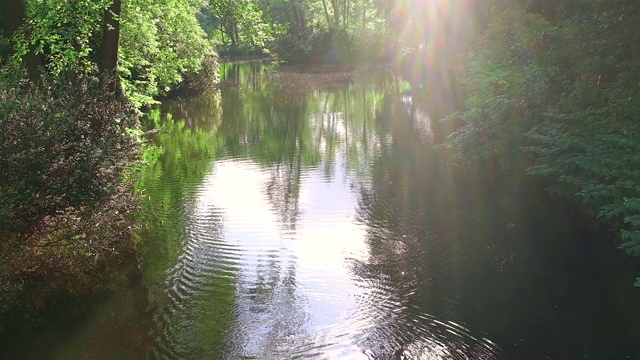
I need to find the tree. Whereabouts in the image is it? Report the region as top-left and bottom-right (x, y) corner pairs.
(1, 0), (215, 105)
(100, 0), (121, 93)
(119, 0), (212, 105)
(0, 0), (220, 302)
(206, 0), (274, 55)
(1, 0), (41, 81)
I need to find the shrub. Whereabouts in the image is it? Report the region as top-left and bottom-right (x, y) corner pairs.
(0, 68), (141, 302)
(169, 49), (220, 96)
(450, 1), (640, 284)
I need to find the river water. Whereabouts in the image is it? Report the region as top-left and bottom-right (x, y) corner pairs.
(4, 61), (640, 359)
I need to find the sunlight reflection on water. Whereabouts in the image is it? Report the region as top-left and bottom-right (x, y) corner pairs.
(151, 134), (499, 358)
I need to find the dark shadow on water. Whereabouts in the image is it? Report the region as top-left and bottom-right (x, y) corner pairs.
(350, 92), (640, 359)
(0, 254), (154, 360)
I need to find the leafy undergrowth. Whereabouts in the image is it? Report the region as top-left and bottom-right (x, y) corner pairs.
(448, 1), (640, 283)
(0, 69), (142, 310)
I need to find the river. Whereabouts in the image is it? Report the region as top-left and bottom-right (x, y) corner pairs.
(4, 61), (640, 359)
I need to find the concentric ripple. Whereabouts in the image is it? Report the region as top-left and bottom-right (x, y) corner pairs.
(145, 152), (500, 359)
(140, 62), (504, 359)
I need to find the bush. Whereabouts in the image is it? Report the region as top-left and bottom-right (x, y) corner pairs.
(169, 49), (220, 96)
(524, 0), (640, 277)
(446, 8), (555, 165)
(450, 1), (640, 284)
(0, 68), (141, 302)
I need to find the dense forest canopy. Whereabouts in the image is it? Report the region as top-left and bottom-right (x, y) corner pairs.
(199, 0), (486, 63)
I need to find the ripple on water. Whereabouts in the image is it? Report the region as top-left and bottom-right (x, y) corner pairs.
(150, 203), (243, 359)
(347, 195), (501, 359)
(148, 153), (501, 359)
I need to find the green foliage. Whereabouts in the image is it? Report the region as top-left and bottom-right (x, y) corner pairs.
(0, 67), (141, 300)
(205, 0), (275, 56)
(170, 48), (220, 95)
(447, 7), (555, 163)
(524, 1), (640, 274)
(119, 0), (213, 106)
(6, 0), (218, 106)
(12, 0), (111, 75)
(0, 68), (139, 232)
(526, 119), (640, 258)
(0, 0), (219, 311)
(201, 0), (393, 63)
(450, 0), (640, 280)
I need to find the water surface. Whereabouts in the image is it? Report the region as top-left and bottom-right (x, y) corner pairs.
(6, 61), (640, 359)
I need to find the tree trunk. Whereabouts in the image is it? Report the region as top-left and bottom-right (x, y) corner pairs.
(330, 0), (341, 27)
(2, 0), (42, 83)
(343, 0), (349, 28)
(2, 0), (25, 42)
(361, 0), (367, 29)
(233, 22), (239, 45)
(100, 0), (121, 94)
(292, 3), (300, 32)
(296, 1), (306, 33)
(321, 0), (332, 27)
